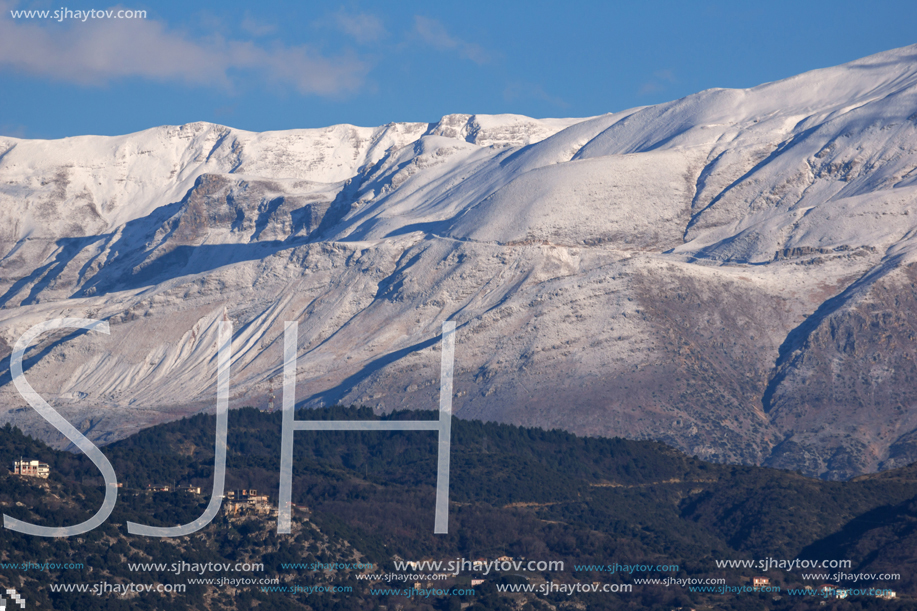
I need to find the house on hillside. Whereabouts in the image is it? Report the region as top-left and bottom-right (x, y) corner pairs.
(752, 577), (770, 588)
(11, 459), (50, 478)
(225, 489), (276, 516)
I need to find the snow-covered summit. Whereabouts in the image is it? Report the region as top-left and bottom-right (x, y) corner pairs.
(0, 113), (578, 241)
(2, 45), (917, 479)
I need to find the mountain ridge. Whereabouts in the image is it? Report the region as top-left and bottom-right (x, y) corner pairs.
(3, 44), (917, 479)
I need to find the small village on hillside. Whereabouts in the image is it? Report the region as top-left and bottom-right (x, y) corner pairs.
(8, 455), (311, 521)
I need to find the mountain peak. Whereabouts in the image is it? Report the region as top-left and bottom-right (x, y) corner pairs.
(2, 46), (917, 479)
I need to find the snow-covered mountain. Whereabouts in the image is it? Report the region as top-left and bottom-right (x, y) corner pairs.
(3, 46), (917, 479)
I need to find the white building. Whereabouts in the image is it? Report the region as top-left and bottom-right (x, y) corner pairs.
(12, 459), (49, 478)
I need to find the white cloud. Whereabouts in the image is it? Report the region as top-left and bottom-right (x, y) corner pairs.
(639, 69), (677, 96)
(332, 11), (386, 44)
(654, 69), (676, 83)
(0, 3), (367, 96)
(413, 16), (489, 64)
(240, 13), (277, 37)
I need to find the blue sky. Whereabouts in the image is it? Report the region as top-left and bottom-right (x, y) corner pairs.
(1, 0), (916, 139)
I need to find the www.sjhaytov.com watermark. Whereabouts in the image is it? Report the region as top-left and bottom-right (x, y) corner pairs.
(9, 8), (147, 21)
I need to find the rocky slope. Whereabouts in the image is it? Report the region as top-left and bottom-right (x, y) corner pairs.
(2, 46), (917, 479)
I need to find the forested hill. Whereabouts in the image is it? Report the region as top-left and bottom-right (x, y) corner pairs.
(1, 407), (916, 610)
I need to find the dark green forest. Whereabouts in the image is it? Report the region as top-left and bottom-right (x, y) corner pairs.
(1, 407), (916, 610)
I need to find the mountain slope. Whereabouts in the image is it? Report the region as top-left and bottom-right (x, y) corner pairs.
(2, 46), (917, 478)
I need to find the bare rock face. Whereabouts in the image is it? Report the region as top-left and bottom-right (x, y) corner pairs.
(765, 263), (917, 479)
(3, 45), (917, 479)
